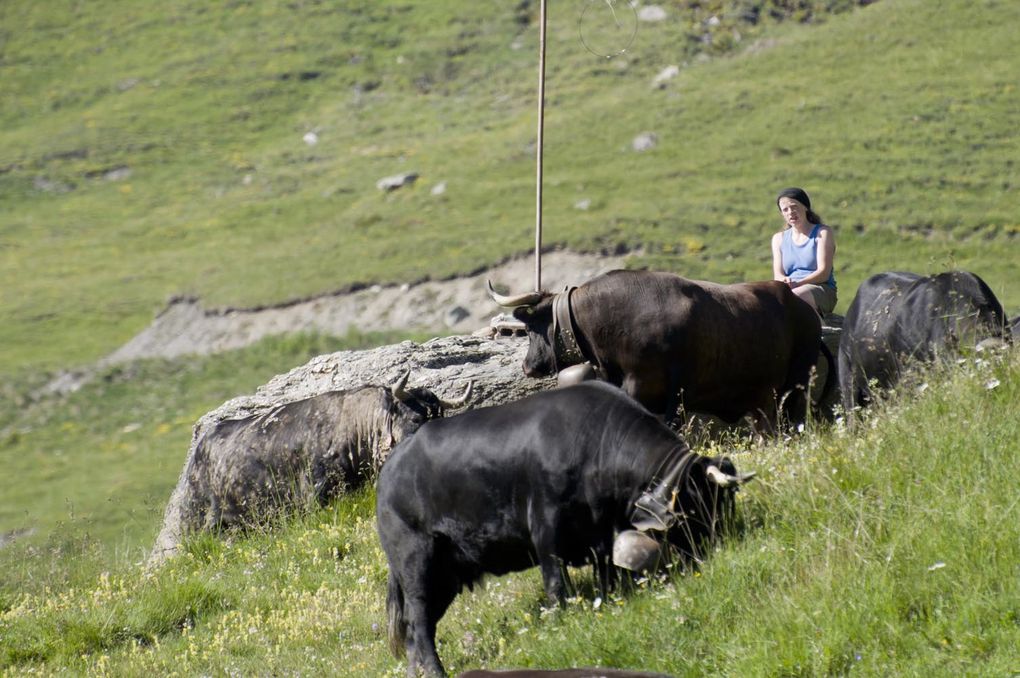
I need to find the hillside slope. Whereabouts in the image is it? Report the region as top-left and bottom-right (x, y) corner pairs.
(2, 347), (1016, 675)
(1, 0), (1017, 377)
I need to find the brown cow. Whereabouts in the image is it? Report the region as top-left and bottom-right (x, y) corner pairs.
(489, 269), (832, 431)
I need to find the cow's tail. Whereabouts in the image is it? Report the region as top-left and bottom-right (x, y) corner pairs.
(815, 340), (836, 408)
(386, 571), (408, 659)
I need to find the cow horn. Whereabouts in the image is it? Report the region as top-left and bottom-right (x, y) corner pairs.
(439, 380), (473, 409)
(486, 279), (544, 308)
(390, 370), (412, 402)
(706, 465), (757, 487)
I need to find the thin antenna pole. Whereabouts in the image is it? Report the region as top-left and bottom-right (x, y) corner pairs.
(534, 0), (547, 292)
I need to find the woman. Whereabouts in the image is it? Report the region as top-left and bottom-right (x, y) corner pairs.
(770, 187), (837, 315)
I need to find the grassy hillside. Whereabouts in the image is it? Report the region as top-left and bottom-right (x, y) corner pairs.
(2, 0), (1017, 376)
(2, 348), (1016, 675)
(1, 1), (1018, 675)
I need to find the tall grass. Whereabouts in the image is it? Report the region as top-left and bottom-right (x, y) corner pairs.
(2, 350), (1016, 675)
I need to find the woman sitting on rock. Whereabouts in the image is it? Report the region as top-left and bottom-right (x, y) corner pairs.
(770, 187), (837, 315)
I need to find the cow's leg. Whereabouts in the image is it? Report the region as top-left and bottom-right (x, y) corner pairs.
(531, 525), (570, 606)
(779, 384), (808, 430)
(592, 551), (615, 600)
(837, 348), (858, 421)
(394, 537), (454, 677)
(781, 339), (819, 430)
(838, 348), (874, 425)
(621, 371), (673, 420)
(535, 552), (569, 606)
(747, 395), (777, 437)
(403, 602), (445, 678)
(656, 365), (682, 428)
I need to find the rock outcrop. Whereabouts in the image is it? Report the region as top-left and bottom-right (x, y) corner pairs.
(148, 334), (552, 566)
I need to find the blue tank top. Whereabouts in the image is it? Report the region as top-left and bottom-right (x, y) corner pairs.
(781, 224), (836, 289)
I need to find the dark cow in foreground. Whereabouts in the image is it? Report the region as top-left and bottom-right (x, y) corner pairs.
(488, 269), (832, 431)
(458, 670), (675, 678)
(177, 372), (470, 531)
(839, 270), (1008, 416)
(377, 382), (753, 677)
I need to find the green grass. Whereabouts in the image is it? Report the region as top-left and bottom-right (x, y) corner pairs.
(0, 329), (430, 597)
(2, 1), (1019, 675)
(2, 0), (1018, 376)
(2, 349), (1016, 676)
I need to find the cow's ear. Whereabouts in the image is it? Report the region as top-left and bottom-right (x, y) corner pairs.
(512, 306), (532, 321)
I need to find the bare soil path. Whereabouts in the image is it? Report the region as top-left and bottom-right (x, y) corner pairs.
(45, 251), (630, 395)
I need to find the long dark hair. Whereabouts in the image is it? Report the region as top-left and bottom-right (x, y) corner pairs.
(777, 187), (823, 225)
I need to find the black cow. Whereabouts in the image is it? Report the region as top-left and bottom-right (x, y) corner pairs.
(376, 382), (753, 677)
(838, 270), (1008, 416)
(488, 269), (831, 431)
(458, 670), (675, 678)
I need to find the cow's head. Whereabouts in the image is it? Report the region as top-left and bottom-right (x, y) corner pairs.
(614, 454), (754, 572)
(386, 370), (472, 443)
(486, 280), (558, 377)
(667, 455), (754, 558)
(933, 272), (1010, 350)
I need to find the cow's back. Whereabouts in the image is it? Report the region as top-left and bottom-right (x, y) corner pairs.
(583, 273), (819, 422)
(839, 270), (1007, 412)
(379, 382), (672, 509)
(377, 382), (678, 575)
(194, 389), (393, 528)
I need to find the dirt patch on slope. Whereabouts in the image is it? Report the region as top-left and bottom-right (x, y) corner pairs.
(44, 250), (632, 395)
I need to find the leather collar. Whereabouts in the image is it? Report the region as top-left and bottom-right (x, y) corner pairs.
(552, 286), (585, 370)
(629, 444), (697, 532)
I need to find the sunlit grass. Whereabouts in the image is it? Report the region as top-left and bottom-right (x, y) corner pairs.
(2, 0), (1019, 674)
(1, 0), (1018, 376)
(3, 350), (1017, 675)
(0, 329), (431, 600)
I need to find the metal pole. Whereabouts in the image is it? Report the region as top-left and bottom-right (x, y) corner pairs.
(534, 0), (547, 293)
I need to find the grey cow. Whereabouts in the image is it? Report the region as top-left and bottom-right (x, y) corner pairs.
(148, 372), (470, 565)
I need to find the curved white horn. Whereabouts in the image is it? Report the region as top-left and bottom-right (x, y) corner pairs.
(706, 465), (756, 487)
(389, 370), (411, 402)
(486, 279), (544, 308)
(439, 380), (473, 409)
